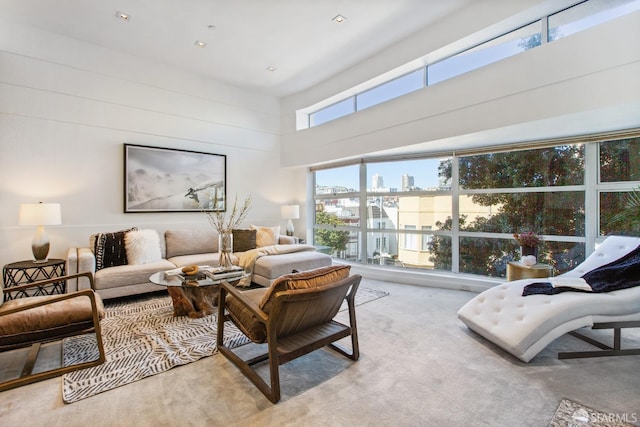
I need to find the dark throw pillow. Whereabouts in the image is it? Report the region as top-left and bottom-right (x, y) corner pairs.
(232, 229), (257, 252)
(94, 228), (136, 271)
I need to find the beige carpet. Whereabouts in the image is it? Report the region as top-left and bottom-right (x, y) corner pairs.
(3, 281), (639, 426)
(62, 287), (388, 403)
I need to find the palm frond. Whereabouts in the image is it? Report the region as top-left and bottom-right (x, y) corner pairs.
(608, 186), (640, 232)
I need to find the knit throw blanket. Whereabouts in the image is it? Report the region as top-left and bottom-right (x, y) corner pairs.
(523, 244), (640, 296)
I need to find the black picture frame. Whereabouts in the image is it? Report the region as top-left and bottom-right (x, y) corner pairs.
(124, 144), (226, 213)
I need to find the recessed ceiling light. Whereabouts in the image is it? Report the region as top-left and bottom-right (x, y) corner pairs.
(194, 40), (207, 48)
(332, 14), (346, 23)
(266, 66), (276, 72)
(116, 11), (130, 22)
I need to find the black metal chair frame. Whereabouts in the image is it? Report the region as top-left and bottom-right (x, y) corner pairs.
(0, 272), (106, 392)
(559, 320), (640, 359)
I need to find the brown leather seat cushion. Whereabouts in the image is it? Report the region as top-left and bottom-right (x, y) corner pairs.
(225, 288), (268, 343)
(0, 293), (105, 348)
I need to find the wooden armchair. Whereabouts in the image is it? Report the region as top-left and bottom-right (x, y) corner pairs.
(0, 272), (106, 392)
(217, 265), (360, 403)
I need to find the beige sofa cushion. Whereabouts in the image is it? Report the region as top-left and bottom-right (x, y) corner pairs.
(253, 251), (332, 281)
(94, 260), (175, 290)
(168, 253), (239, 268)
(165, 229), (217, 258)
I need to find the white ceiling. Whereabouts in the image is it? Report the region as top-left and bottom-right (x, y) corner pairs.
(0, 0), (472, 97)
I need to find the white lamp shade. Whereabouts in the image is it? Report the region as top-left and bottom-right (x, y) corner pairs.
(19, 203), (62, 226)
(281, 204), (300, 219)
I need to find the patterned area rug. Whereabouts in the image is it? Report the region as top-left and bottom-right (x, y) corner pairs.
(549, 399), (637, 427)
(62, 286), (388, 403)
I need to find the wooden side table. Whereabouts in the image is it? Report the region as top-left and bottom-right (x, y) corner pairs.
(506, 261), (553, 282)
(2, 259), (66, 300)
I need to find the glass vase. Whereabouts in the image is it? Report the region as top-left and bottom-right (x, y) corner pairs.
(520, 245), (538, 259)
(218, 231), (234, 270)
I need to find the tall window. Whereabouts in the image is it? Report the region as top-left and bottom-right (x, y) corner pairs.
(356, 70), (424, 111)
(598, 137), (640, 235)
(548, 0), (640, 42)
(446, 145), (586, 276)
(312, 135), (640, 278)
(309, 98), (354, 127)
(428, 21), (541, 85)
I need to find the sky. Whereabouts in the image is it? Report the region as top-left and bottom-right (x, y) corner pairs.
(316, 158), (447, 191)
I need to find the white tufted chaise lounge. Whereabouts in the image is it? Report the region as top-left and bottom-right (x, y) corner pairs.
(457, 235), (640, 362)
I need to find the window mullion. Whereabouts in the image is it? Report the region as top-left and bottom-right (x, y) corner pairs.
(359, 163), (368, 263)
(452, 153), (460, 274)
(585, 142), (598, 250)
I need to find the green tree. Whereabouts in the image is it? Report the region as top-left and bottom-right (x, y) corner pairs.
(315, 211), (350, 255)
(431, 145), (587, 276)
(517, 27), (559, 51)
(606, 186), (640, 235)
(591, 138), (639, 235)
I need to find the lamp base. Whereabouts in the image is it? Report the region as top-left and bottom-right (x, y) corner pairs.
(32, 243), (50, 263)
(286, 219), (294, 237)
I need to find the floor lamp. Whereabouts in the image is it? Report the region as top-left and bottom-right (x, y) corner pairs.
(19, 202), (62, 263)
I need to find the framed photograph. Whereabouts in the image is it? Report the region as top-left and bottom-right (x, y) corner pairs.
(124, 144), (226, 213)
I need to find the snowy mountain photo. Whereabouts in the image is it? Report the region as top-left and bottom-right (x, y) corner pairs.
(124, 145), (226, 212)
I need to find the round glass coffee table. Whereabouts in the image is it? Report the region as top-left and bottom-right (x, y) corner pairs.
(150, 267), (248, 319)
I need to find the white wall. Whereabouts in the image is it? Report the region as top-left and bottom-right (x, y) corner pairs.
(0, 20), (306, 269)
(280, 7), (640, 167)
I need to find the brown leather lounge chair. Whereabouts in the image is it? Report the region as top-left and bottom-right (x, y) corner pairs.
(0, 272), (106, 392)
(217, 265), (360, 403)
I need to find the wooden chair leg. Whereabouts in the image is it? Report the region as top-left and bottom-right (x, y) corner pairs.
(267, 342), (281, 403)
(21, 343), (41, 377)
(218, 343), (280, 403)
(0, 335), (105, 393)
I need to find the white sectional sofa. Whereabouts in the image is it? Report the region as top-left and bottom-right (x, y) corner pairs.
(66, 228), (332, 299)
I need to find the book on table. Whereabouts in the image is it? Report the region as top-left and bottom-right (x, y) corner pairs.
(203, 266), (245, 281)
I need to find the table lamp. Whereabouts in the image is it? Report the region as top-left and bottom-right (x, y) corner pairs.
(281, 204), (300, 237)
(19, 202), (62, 263)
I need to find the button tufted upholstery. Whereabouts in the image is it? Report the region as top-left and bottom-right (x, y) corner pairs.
(458, 236), (640, 362)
